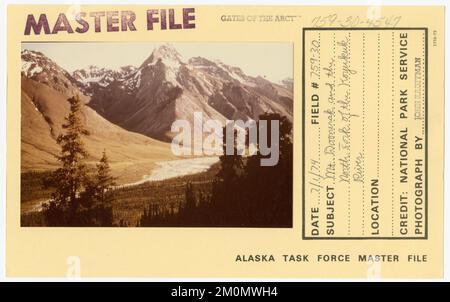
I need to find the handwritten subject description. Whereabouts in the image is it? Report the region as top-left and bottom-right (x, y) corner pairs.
(302, 28), (427, 239)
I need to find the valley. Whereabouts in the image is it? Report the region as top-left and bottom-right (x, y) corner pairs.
(20, 43), (293, 227)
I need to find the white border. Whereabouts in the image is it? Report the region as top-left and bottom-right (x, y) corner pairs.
(0, 0), (447, 282)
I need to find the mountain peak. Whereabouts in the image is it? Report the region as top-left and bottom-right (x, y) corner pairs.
(142, 44), (184, 68)
(86, 64), (101, 70)
(72, 65), (138, 95)
(119, 65), (137, 73)
(153, 44), (183, 61)
(134, 44), (185, 87)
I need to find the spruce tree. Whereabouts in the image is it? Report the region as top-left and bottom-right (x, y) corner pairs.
(95, 150), (116, 204)
(185, 182), (196, 210)
(210, 126), (245, 224)
(47, 95), (89, 211)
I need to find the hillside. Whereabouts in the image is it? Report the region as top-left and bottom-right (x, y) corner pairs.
(21, 51), (175, 184)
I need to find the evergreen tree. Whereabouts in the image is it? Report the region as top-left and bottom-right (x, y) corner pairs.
(244, 113), (293, 226)
(45, 95), (89, 211)
(217, 127), (244, 182)
(185, 182), (196, 210)
(136, 113), (293, 227)
(95, 150), (116, 204)
(211, 126), (245, 224)
(42, 95), (117, 226)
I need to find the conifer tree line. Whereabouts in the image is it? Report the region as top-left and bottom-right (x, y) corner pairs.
(41, 95), (293, 227)
(42, 95), (115, 226)
(139, 112), (293, 227)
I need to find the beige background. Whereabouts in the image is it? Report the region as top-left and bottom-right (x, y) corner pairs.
(6, 5), (444, 278)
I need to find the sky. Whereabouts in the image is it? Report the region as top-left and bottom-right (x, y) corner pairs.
(22, 42), (292, 83)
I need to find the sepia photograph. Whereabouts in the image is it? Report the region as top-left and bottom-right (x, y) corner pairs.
(20, 42), (293, 227)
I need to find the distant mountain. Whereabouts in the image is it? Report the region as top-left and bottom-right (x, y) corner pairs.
(86, 44), (293, 142)
(72, 65), (137, 96)
(21, 50), (174, 183)
(281, 78), (293, 91)
(21, 49), (80, 95)
(21, 45), (293, 180)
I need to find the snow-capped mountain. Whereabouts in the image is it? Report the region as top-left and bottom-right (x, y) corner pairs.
(88, 44), (293, 141)
(21, 49), (81, 96)
(281, 78), (293, 91)
(20, 49), (173, 173)
(21, 45), (292, 145)
(72, 65), (137, 96)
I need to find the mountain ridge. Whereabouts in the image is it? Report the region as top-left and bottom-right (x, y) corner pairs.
(21, 49), (176, 184)
(85, 44), (293, 142)
(20, 45), (293, 181)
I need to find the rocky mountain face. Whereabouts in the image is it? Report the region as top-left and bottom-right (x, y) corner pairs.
(72, 65), (137, 96)
(21, 45), (293, 179)
(21, 49), (81, 96)
(21, 50), (174, 183)
(281, 78), (293, 91)
(85, 44), (293, 142)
